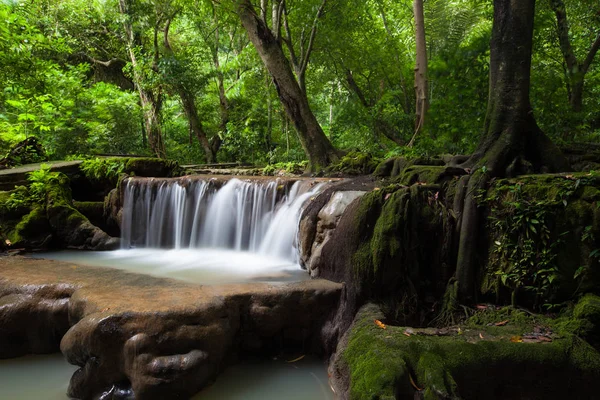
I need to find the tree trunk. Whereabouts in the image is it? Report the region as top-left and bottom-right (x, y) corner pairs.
(236, 0), (339, 172)
(410, 0), (428, 147)
(118, 0), (165, 159)
(179, 90), (215, 163)
(550, 0), (600, 113)
(140, 90), (166, 159)
(570, 77), (584, 112)
(455, 0), (569, 301)
(164, 17), (215, 162)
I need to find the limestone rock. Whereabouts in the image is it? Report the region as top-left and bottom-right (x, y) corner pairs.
(0, 256), (342, 400)
(306, 191), (366, 277)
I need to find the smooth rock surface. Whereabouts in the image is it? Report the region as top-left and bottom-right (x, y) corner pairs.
(0, 256), (342, 400)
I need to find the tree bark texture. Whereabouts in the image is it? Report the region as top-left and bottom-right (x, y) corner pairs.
(236, 0), (339, 172)
(455, 0), (569, 300)
(118, 0), (165, 159)
(410, 0), (428, 147)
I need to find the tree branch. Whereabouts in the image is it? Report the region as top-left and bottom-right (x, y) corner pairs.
(261, 0), (268, 25)
(299, 0), (326, 77)
(282, 2), (298, 67)
(549, 0), (578, 70)
(345, 69), (370, 108)
(582, 33), (600, 75)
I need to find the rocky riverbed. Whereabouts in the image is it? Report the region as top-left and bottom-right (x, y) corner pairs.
(0, 256), (342, 399)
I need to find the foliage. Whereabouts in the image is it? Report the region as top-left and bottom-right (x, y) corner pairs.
(3, 164), (60, 211)
(481, 174), (599, 309)
(81, 158), (126, 182)
(0, 0), (598, 165)
(262, 161), (308, 176)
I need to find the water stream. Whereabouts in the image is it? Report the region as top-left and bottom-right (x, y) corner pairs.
(20, 176), (334, 398)
(0, 354), (334, 400)
(121, 177), (324, 262)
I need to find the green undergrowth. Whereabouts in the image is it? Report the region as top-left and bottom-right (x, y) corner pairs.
(480, 172), (600, 309)
(81, 157), (182, 184)
(340, 302), (600, 400)
(262, 160), (307, 176)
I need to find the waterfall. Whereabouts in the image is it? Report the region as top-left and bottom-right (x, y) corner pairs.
(121, 177), (324, 262)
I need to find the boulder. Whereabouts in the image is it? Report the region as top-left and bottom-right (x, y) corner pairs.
(331, 303), (600, 400)
(0, 256), (342, 400)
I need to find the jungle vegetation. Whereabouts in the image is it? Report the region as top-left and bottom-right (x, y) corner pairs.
(0, 0), (599, 171)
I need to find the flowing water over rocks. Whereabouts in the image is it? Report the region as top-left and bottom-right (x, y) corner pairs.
(121, 177), (325, 262)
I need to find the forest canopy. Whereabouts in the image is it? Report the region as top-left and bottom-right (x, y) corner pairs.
(1, 0), (599, 167)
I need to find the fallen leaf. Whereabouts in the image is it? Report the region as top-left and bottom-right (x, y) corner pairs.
(384, 193), (391, 201)
(403, 331), (411, 337)
(495, 320), (509, 326)
(409, 374), (423, 391)
(510, 336), (523, 343)
(479, 333), (484, 339)
(374, 319), (387, 330)
(286, 355), (305, 363)
(5, 239), (11, 246)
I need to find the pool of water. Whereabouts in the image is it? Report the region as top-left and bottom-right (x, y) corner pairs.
(0, 354), (334, 400)
(0, 354), (77, 400)
(195, 357), (334, 400)
(32, 249), (309, 285)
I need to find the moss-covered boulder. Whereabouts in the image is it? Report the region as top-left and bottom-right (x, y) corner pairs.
(326, 151), (380, 176)
(8, 207), (52, 248)
(480, 172), (600, 307)
(46, 173), (119, 250)
(331, 303), (600, 400)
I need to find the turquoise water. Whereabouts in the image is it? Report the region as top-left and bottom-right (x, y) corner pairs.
(0, 354), (335, 399)
(0, 354), (77, 400)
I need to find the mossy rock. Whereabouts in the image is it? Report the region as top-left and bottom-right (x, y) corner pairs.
(326, 151), (380, 176)
(348, 184), (455, 324)
(334, 303), (600, 400)
(8, 207), (52, 248)
(123, 157), (182, 177)
(481, 172), (600, 305)
(374, 156), (446, 178)
(45, 173), (119, 250)
(571, 294), (600, 348)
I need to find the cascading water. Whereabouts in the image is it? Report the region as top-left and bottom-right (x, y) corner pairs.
(120, 177), (324, 263)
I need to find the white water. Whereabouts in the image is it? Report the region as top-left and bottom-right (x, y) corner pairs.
(121, 178), (324, 263)
(33, 249), (308, 285)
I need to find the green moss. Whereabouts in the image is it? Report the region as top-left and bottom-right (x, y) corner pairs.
(325, 151), (380, 176)
(8, 207), (51, 247)
(481, 173), (600, 307)
(340, 303), (600, 400)
(124, 157), (182, 177)
(396, 165), (447, 186)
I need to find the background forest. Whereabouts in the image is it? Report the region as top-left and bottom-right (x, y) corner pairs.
(1, 0), (598, 166)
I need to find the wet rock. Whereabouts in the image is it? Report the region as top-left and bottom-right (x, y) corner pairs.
(302, 191), (366, 277)
(0, 282), (75, 358)
(0, 256), (342, 400)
